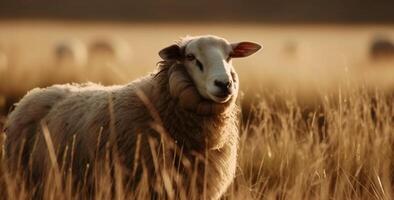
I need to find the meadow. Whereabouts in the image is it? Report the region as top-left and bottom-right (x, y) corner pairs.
(0, 21), (393, 199)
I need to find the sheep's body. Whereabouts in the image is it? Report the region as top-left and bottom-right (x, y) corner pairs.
(5, 63), (239, 199)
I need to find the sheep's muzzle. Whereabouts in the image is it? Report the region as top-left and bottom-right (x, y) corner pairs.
(168, 64), (237, 116)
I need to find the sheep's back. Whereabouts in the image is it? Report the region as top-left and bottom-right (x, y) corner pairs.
(29, 80), (154, 181)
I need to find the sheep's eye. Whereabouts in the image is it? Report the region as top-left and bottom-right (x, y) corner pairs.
(196, 59), (204, 71)
(186, 54), (195, 61)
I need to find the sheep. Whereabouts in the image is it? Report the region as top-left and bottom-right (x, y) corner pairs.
(88, 37), (131, 65)
(87, 37), (131, 84)
(54, 39), (88, 67)
(369, 36), (394, 61)
(4, 35), (261, 199)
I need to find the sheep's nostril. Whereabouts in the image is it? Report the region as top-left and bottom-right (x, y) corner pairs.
(226, 81), (232, 89)
(214, 80), (232, 94)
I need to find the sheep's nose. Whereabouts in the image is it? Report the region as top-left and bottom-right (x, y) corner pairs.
(214, 80), (232, 94)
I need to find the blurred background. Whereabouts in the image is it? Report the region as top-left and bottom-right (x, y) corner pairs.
(0, 0), (393, 116)
(1, 2), (394, 199)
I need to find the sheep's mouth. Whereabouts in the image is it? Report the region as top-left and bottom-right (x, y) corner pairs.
(215, 93), (230, 98)
(212, 93), (232, 103)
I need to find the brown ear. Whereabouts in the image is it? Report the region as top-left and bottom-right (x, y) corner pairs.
(230, 42), (262, 58)
(159, 44), (182, 61)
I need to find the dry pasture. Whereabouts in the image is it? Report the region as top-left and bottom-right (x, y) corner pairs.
(0, 21), (394, 200)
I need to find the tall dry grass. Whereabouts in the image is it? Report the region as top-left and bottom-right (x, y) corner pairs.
(230, 87), (394, 200)
(0, 84), (393, 200)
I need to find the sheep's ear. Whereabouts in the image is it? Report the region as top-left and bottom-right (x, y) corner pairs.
(159, 44), (182, 61)
(230, 42), (262, 58)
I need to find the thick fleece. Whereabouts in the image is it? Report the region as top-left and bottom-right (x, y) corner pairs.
(4, 60), (239, 199)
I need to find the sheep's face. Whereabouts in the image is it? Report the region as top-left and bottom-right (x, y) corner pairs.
(159, 35), (261, 103)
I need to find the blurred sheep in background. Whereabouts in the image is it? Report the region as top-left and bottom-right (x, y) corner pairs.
(370, 35), (394, 62)
(283, 39), (298, 58)
(87, 37), (132, 84)
(51, 39), (88, 83)
(88, 37), (131, 66)
(280, 39), (301, 68)
(54, 39), (88, 67)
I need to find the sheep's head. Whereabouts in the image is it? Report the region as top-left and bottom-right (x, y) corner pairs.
(159, 35), (261, 115)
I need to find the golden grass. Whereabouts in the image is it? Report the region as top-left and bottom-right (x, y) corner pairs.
(0, 85), (393, 200)
(231, 87), (394, 200)
(0, 21), (393, 199)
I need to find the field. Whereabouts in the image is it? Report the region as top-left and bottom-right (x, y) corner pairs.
(0, 21), (394, 199)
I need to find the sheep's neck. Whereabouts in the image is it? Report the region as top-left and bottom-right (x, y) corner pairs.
(153, 64), (238, 152)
